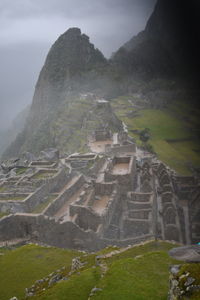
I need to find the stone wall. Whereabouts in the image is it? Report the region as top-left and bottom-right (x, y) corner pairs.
(70, 185), (120, 234)
(128, 192), (152, 202)
(70, 206), (101, 231)
(94, 130), (112, 142)
(156, 163), (183, 243)
(94, 182), (115, 195)
(104, 156), (135, 192)
(123, 219), (150, 238)
(105, 144), (136, 155)
(0, 199), (26, 214)
(0, 212), (155, 251)
(0, 168), (68, 214)
(88, 157), (106, 177)
(44, 174), (85, 217)
(189, 186), (200, 243)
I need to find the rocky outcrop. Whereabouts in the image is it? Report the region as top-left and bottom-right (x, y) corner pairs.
(31, 28), (106, 113)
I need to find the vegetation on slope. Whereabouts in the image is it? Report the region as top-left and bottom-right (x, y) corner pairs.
(4, 95), (122, 158)
(0, 241), (183, 300)
(112, 95), (200, 175)
(178, 263), (200, 300)
(0, 244), (81, 300)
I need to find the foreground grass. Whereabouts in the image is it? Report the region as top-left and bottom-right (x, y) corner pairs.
(93, 251), (178, 300)
(0, 211), (10, 218)
(112, 97), (200, 175)
(0, 244), (81, 300)
(0, 241), (187, 300)
(178, 263), (200, 300)
(35, 268), (101, 300)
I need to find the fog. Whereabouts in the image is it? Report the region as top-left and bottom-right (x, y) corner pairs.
(0, 0), (156, 130)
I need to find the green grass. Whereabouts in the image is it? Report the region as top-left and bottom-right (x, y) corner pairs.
(34, 268), (101, 300)
(93, 251), (178, 300)
(0, 244), (81, 300)
(104, 240), (178, 265)
(32, 241), (180, 300)
(16, 167), (28, 176)
(0, 211), (10, 218)
(0, 195), (28, 201)
(32, 171), (57, 180)
(0, 241), (190, 300)
(111, 97), (200, 175)
(176, 263), (200, 300)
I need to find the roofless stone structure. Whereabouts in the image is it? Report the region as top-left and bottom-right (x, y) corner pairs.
(0, 120), (199, 251)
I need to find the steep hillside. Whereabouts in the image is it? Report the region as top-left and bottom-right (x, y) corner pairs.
(111, 93), (200, 175)
(0, 106), (30, 159)
(2, 28), (110, 158)
(3, 97), (122, 157)
(112, 0), (200, 81)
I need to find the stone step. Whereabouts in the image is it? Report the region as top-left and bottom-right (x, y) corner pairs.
(122, 218), (151, 238)
(127, 201), (151, 210)
(128, 209), (151, 220)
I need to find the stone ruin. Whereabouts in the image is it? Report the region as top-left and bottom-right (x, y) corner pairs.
(0, 130), (200, 252)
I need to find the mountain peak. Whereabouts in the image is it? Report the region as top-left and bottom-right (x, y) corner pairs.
(31, 27), (106, 111)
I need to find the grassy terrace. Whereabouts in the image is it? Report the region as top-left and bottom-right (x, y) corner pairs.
(0, 211), (10, 218)
(0, 241), (186, 300)
(31, 170), (58, 180)
(0, 244), (82, 300)
(0, 186), (6, 192)
(111, 97), (200, 175)
(16, 167), (28, 176)
(0, 194), (28, 201)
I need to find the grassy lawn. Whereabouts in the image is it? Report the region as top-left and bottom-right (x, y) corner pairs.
(93, 251), (178, 300)
(0, 195), (28, 201)
(32, 241), (180, 300)
(111, 97), (200, 175)
(0, 244), (81, 300)
(34, 268), (101, 300)
(1, 241), (197, 300)
(0, 211), (10, 218)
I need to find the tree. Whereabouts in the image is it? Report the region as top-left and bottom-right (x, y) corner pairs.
(139, 128), (150, 143)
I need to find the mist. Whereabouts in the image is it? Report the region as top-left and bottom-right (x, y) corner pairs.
(0, 0), (156, 130)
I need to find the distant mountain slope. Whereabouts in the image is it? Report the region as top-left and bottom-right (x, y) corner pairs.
(2, 28), (109, 158)
(112, 0), (200, 81)
(29, 27), (107, 129)
(0, 105), (30, 159)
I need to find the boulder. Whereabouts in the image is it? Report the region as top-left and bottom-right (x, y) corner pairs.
(169, 245), (200, 263)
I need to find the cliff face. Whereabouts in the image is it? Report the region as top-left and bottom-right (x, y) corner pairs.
(30, 28), (107, 123)
(112, 0), (200, 80)
(2, 28), (109, 158)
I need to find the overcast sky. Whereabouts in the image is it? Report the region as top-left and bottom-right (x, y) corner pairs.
(0, 0), (156, 129)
